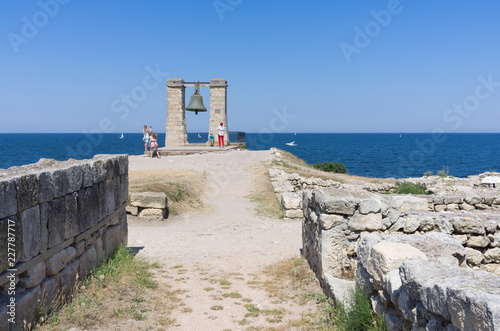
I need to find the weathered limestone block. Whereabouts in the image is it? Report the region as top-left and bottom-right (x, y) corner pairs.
(390, 196), (428, 212)
(465, 247), (484, 266)
(433, 196), (445, 205)
(46, 196), (66, 248)
(80, 161), (94, 188)
(64, 192), (78, 239)
(105, 157), (120, 180)
(452, 234), (467, 245)
(0, 178), (17, 219)
(315, 190), (356, 215)
(482, 264), (500, 276)
(119, 210), (128, 247)
(126, 206), (139, 216)
(446, 203), (459, 211)
(388, 217), (406, 232)
(385, 269), (403, 304)
(443, 195), (461, 204)
(18, 261), (46, 288)
(485, 221), (498, 234)
(280, 192), (301, 210)
(464, 192), (482, 205)
(323, 273), (355, 305)
(459, 202), (475, 211)
(434, 204), (446, 212)
(476, 203), (490, 210)
(417, 216), (435, 232)
(130, 192), (167, 209)
(102, 225), (122, 259)
(403, 216), (420, 233)
(92, 159), (106, 183)
(77, 185), (99, 232)
(399, 260), (500, 331)
(435, 216), (453, 234)
(467, 235), (490, 248)
(484, 248), (500, 263)
(319, 213), (345, 230)
(37, 171), (55, 203)
(45, 246), (77, 276)
(59, 260), (79, 297)
(120, 174), (128, 205)
(321, 228), (348, 278)
(348, 213), (382, 231)
(284, 209), (303, 218)
(19, 205), (41, 262)
(66, 164), (83, 194)
(117, 154), (128, 175)
(359, 197), (381, 214)
(51, 168), (70, 198)
(105, 178), (118, 216)
(363, 241), (427, 285)
(15, 173), (39, 212)
(452, 217), (485, 235)
(138, 208), (165, 218)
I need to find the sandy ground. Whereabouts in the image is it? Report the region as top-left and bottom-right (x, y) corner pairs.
(126, 150), (317, 330)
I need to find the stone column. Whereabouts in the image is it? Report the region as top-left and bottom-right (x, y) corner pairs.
(209, 78), (229, 145)
(165, 78), (187, 146)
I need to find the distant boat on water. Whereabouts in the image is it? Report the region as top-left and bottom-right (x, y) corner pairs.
(286, 141), (297, 146)
(197, 133), (202, 138)
(120, 133), (124, 139)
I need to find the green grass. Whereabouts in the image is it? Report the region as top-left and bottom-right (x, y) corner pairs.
(394, 181), (427, 195)
(331, 285), (387, 331)
(222, 292), (242, 298)
(313, 161), (348, 174)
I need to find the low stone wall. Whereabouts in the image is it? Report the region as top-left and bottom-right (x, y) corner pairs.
(357, 233), (500, 330)
(0, 155), (128, 330)
(270, 167), (500, 219)
(302, 188), (500, 284)
(127, 192), (168, 219)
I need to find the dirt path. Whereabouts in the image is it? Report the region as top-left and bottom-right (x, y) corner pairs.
(126, 150), (320, 330)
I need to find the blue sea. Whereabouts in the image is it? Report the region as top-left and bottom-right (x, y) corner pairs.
(0, 133), (498, 179)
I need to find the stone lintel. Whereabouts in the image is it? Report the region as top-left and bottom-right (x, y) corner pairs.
(167, 78), (185, 87)
(210, 78), (228, 87)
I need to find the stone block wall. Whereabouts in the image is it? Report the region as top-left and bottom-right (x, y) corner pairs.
(302, 188), (500, 284)
(357, 233), (500, 331)
(0, 155), (128, 330)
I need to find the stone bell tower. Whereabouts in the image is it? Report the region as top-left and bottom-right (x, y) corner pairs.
(165, 78), (229, 147)
(208, 78), (229, 145)
(165, 78), (187, 146)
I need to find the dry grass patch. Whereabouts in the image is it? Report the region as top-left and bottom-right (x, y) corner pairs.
(246, 163), (284, 218)
(272, 149), (394, 185)
(128, 169), (208, 215)
(34, 246), (186, 331)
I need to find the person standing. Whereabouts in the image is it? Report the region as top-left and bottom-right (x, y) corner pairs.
(143, 125), (150, 153)
(209, 132), (214, 147)
(149, 132), (160, 158)
(217, 122), (225, 148)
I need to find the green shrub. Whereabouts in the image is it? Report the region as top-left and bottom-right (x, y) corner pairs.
(424, 171), (432, 177)
(333, 285), (387, 331)
(395, 181), (427, 195)
(313, 161), (348, 174)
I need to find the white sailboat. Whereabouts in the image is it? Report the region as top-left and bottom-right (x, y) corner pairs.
(198, 133), (202, 138)
(120, 133), (124, 139)
(286, 141), (297, 146)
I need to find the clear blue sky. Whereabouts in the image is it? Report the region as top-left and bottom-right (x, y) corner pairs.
(1, 0), (499, 133)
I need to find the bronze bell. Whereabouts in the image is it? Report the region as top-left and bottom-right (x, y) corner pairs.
(185, 82), (207, 115)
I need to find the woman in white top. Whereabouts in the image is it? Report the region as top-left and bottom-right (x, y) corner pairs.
(143, 125), (150, 152)
(217, 122), (225, 148)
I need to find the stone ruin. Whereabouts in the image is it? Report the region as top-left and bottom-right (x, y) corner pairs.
(0, 155), (128, 330)
(268, 152), (500, 330)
